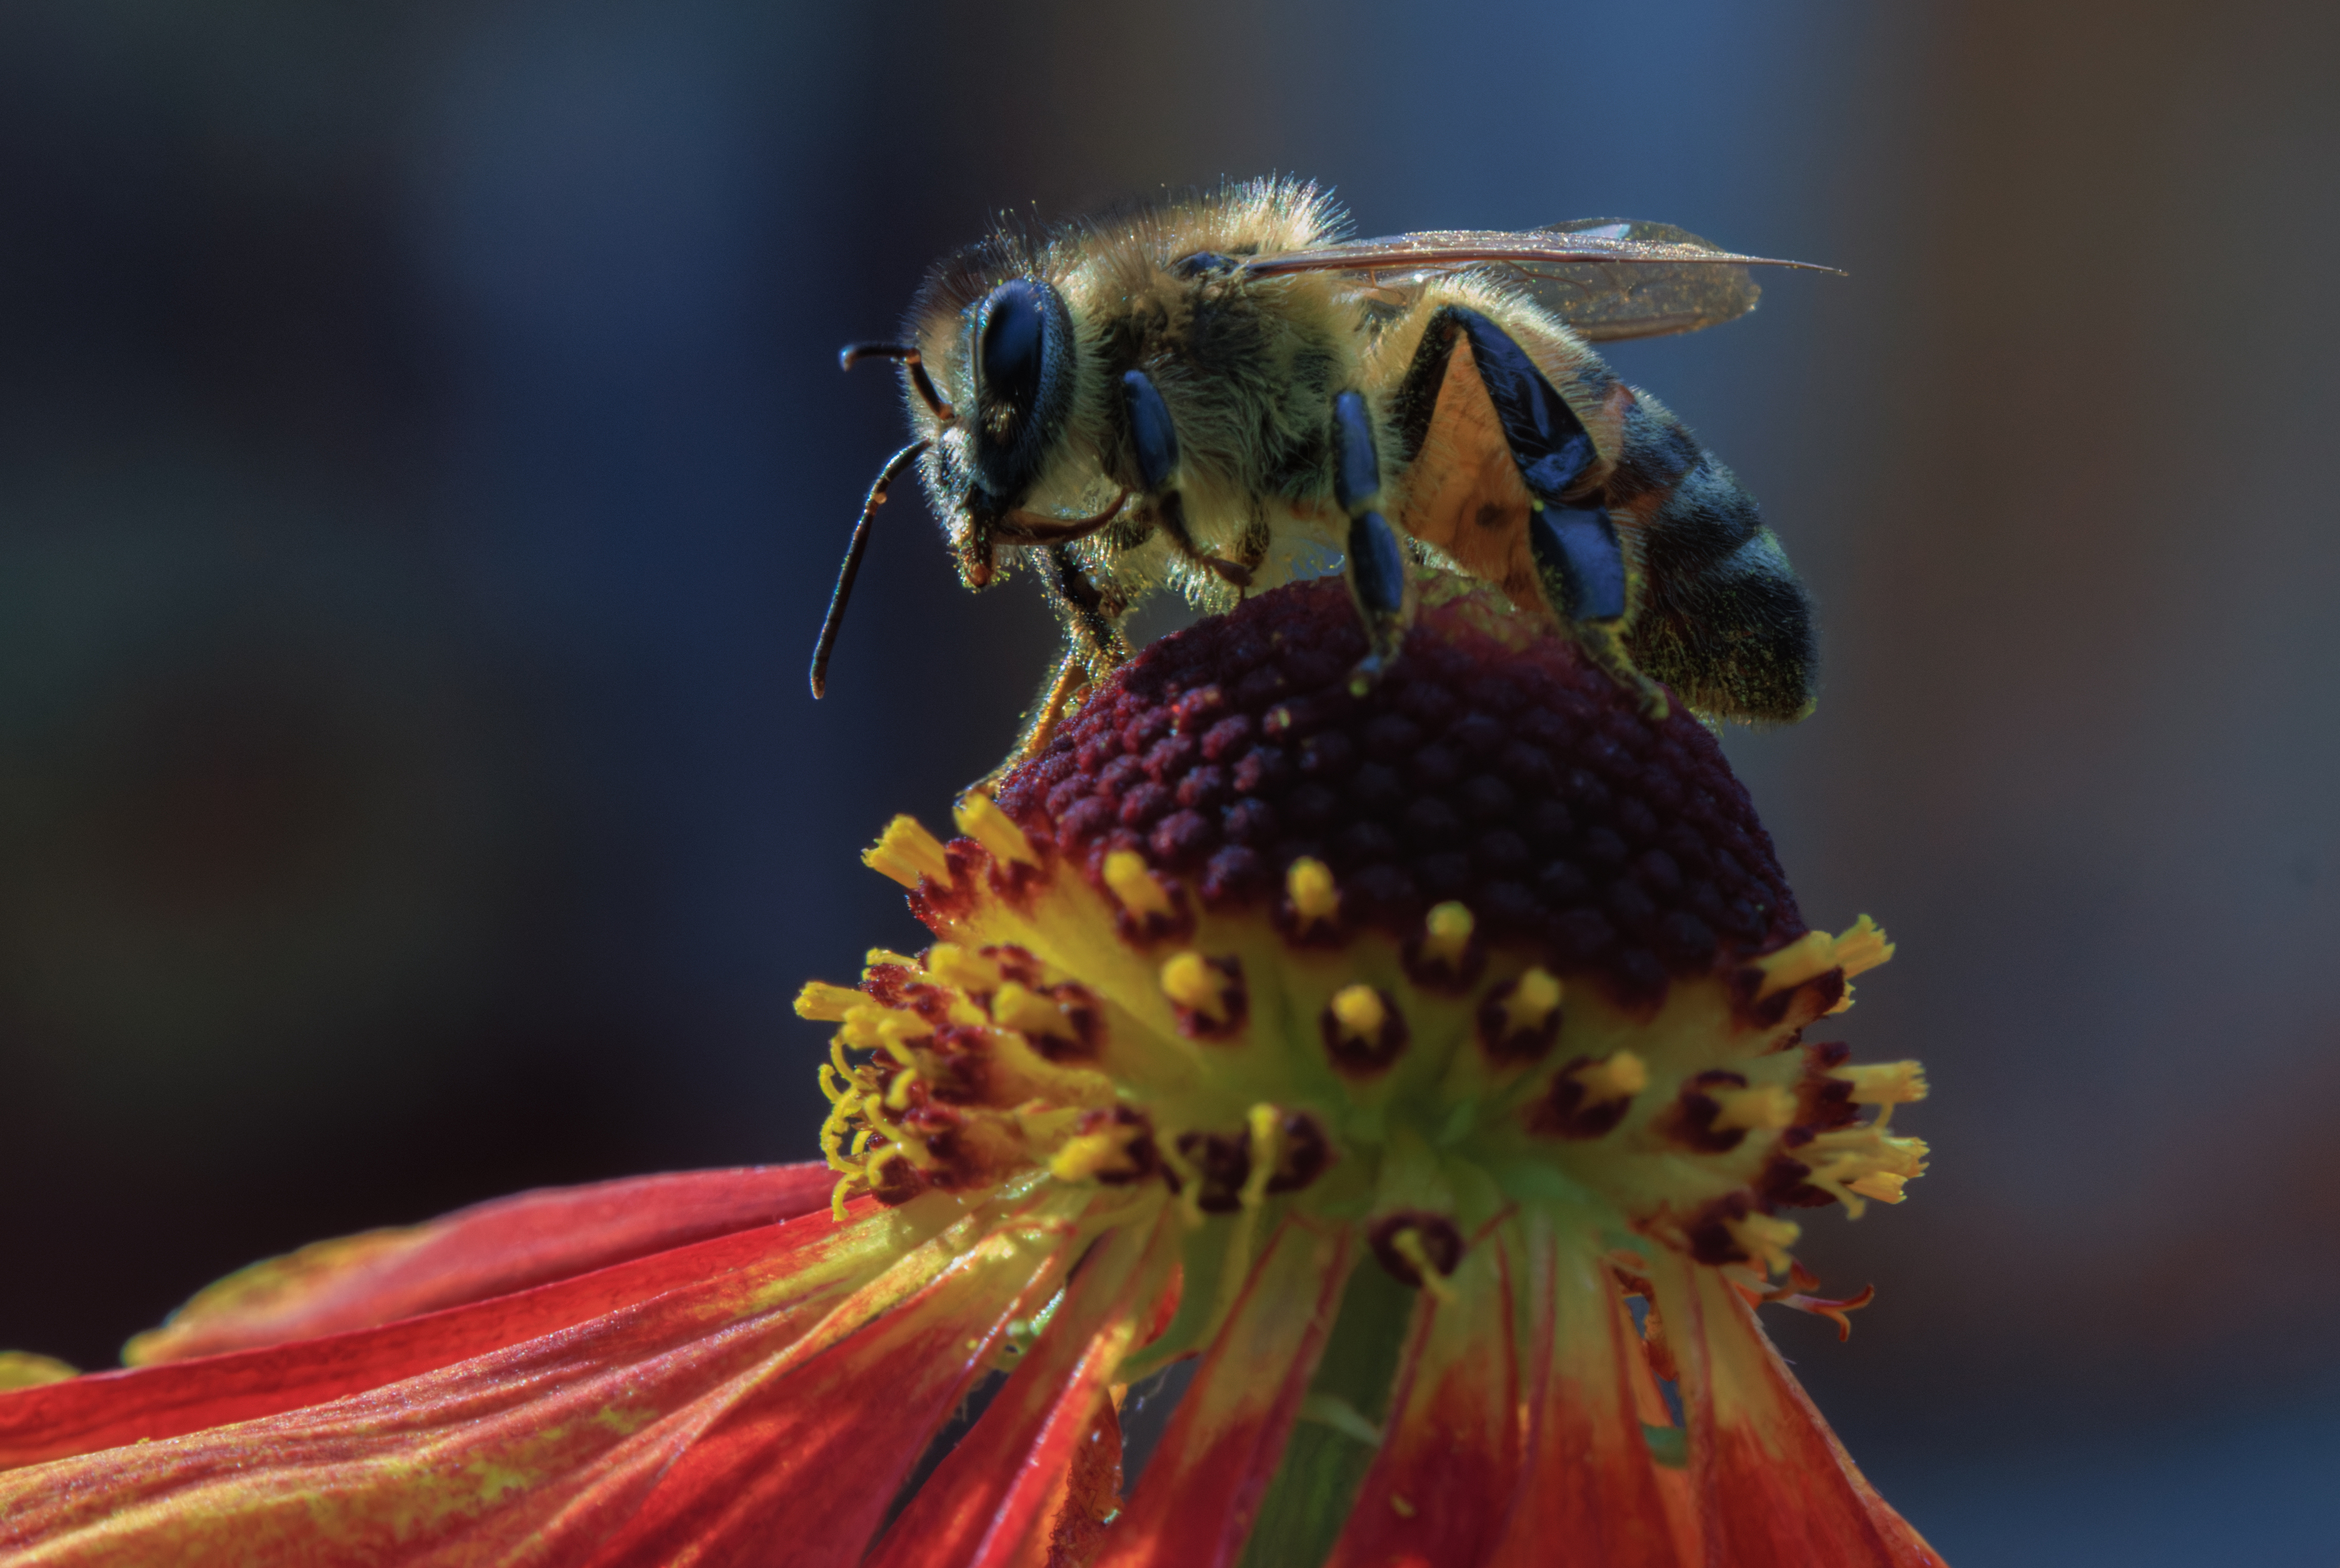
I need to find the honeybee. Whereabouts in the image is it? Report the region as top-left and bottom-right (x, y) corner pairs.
(814, 177), (1834, 759)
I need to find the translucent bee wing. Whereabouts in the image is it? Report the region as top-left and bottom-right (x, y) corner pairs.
(1242, 218), (1838, 342)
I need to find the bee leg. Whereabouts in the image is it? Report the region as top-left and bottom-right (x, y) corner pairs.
(1332, 389), (1409, 684)
(1002, 543), (1130, 769)
(1121, 370), (1251, 590)
(1443, 308), (1667, 717)
(1013, 654), (1091, 767)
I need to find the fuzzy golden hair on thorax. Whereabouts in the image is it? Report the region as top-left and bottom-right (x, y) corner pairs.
(911, 176), (1347, 325)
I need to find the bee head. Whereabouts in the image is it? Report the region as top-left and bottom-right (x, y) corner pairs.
(967, 278), (1076, 509)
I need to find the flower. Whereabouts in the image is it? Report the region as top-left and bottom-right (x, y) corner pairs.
(0, 574), (1942, 1566)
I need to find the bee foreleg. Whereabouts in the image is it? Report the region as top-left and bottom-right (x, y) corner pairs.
(1004, 544), (1130, 767)
(1008, 653), (1091, 773)
(1331, 389), (1409, 683)
(1122, 370), (1251, 590)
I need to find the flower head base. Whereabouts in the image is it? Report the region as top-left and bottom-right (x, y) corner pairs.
(798, 575), (1941, 1565)
(0, 574), (1941, 1568)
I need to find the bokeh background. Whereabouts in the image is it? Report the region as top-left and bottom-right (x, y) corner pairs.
(3, 0), (2335, 1559)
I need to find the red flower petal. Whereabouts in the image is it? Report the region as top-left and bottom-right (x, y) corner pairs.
(1324, 1225), (1521, 1568)
(866, 1202), (1180, 1568)
(1651, 1247), (1946, 1567)
(125, 1164), (836, 1364)
(1096, 1217), (1356, 1568)
(0, 1191), (1081, 1567)
(1486, 1218), (1698, 1567)
(0, 1189), (883, 1472)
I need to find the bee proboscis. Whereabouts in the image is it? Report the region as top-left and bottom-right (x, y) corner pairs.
(816, 178), (1837, 765)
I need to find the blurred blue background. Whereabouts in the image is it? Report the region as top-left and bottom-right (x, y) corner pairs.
(3, 1), (2335, 1559)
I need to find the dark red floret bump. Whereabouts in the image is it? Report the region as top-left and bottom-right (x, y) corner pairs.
(989, 579), (1808, 1005)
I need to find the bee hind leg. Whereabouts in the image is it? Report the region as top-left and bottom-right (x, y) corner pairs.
(1431, 308), (1667, 718)
(1330, 389), (1409, 687)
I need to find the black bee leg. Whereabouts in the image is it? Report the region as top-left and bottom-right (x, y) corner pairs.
(1121, 370), (1251, 590)
(1331, 389), (1408, 682)
(1002, 544), (1130, 771)
(1443, 307), (1665, 716)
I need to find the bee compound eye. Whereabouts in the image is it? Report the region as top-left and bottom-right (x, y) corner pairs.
(977, 279), (1052, 415)
(969, 279), (1074, 503)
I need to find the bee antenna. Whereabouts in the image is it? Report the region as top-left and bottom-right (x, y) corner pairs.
(810, 440), (933, 699)
(839, 342), (957, 423)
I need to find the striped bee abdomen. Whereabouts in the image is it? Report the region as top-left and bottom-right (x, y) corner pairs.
(1605, 393), (1817, 724)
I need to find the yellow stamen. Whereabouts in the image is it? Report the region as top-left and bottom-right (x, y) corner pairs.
(1419, 902), (1474, 968)
(1160, 951), (1234, 1023)
(1834, 915), (1895, 978)
(1239, 1103), (1280, 1211)
(1049, 1120), (1147, 1184)
(1047, 1136), (1116, 1184)
(1328, 984), (1387, 1040)
(864, 815), (952, 890)
(1206, 1107), (1284, 1330)
(953, 789), (1040, 867)
(1387, 1228), (1459, 1304)
(794, 981), (868, 1021)
(1825, 917), (1895, 1013)
(1804, 1127), (1931, 1216)
(858, 1101), (929, 1168)
(863, 1012), (931, 1061)
(1286, 858), (1339, 927)
(883, 1069), (919, 1112)
(1847, 1172), (1909, 1204)
(1159, 1140), (1207, 1230)
(927, 943), (1004, 995)
(1712, 1082), (1798, 1131)
(1571, 1049), (1647, 1106)
(1833, 1059), (1929, 1105)
(1103, 850), (1175, 920)
(1755, 929), (1836, 997)
(1728, 1211), (1802, 1276)
(865, 947), (921, 970)
(1501, 967), (1564, 1035)
(992, 982), (1076, 1045)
